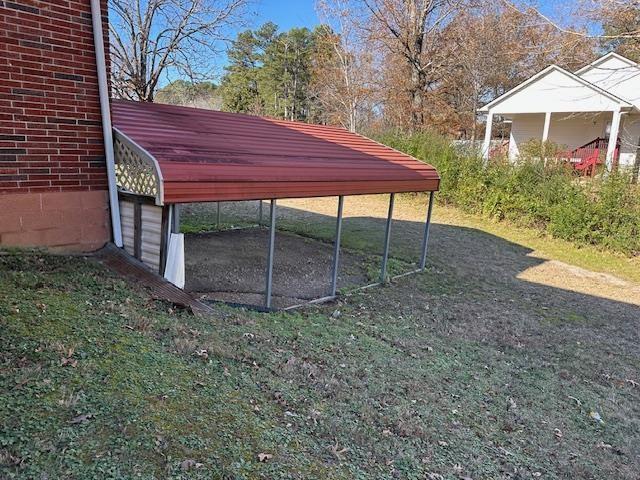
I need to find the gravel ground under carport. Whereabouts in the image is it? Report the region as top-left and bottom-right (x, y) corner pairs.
(184, 227), (376, 309)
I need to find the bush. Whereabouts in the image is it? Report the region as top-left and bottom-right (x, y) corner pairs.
(375, 131), (640, 256)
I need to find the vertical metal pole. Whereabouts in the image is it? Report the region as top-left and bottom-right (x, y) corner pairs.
(330, 195), (344, 297)
(258, 200), (263, 225)
(171, 204), (180, 233)
(265, 199), (276, 309)
(419, 191), (435, 271)
(216, 202), (221, 228)
(380, 193), (395, 283)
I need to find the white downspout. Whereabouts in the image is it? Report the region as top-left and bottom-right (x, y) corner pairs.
(90, 0), (123, 247)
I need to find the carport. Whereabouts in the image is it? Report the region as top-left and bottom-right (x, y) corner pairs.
(110, 100), (440, 309)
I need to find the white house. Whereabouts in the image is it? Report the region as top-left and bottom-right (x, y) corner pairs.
(479, 52), (640, 172)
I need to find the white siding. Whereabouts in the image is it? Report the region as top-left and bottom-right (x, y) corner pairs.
(119, 200), (135, 256)
(508, 112), (638, 167)
(508, 112), (612, 161)
(492, 68), (624, 115)
(118, 198), (164, 273)
(140, 204), (162, 272)
(509, 114), (543, 160)
(547, 112), (608, 150)
(578, 56), (640, 109)
(619, 114), (640, 168)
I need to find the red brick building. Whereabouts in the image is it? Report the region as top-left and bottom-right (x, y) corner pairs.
(0, 0), (112, 251)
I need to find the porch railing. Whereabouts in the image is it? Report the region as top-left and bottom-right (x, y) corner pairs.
(556, 137), (620, 177)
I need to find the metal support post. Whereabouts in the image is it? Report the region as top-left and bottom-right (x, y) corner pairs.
(330, 195), (344, 297)
(265, 199), (277, 309)
(419, 191), (435, 271)
(258, 200), (263, 225)
(171, 204), (180, 233)
(216, 202), (221, 228)
(380, 193), (395, 283)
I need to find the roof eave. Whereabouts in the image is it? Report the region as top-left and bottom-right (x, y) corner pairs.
(575, 51), (640, 75)
(478, 64), (634, 113)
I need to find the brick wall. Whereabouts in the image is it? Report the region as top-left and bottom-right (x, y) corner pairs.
(0, 0), (111, 251)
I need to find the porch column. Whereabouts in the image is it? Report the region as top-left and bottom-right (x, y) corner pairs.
(605, 109), (621, 170)
(542, 112), (551, 142)
(481, 111), (493, 161)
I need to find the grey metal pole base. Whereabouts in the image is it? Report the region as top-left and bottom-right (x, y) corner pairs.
(330, 195), (344, 297)
(419, 191), (435, 271)
(171, 204), (180, 233)
(265, 199), (276, 309)
(380, 193), (395, 283)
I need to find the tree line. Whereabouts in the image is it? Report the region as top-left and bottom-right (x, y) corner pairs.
(110, 0), (640, 138)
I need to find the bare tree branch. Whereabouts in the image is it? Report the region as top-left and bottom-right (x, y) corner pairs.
(109, 0), (249, 101)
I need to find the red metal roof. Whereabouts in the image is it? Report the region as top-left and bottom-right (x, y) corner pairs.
(111, 100), (440, 204)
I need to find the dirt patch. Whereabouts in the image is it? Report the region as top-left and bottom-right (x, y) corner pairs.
(184, 227), (372, 309)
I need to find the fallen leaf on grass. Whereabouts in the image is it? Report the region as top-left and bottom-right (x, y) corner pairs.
(596, 442), (624, 455)
(194, 349), (209, 360)
(60, 346), (77, 367)
(589, 411), (604, 424)
(60, 357), (78, 368)
(309, 409), (321, 425)
(567, 395), (582, 406)
(257, 453), (273, 462)
(70, 413), (93, 424)
(329, 440), (349, 461)
(180, 459), (203, 470)
(498, 446), (513, 456)
(425, 473), (444, 480)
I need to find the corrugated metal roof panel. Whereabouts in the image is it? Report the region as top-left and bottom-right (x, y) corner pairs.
(111, 100), (439, 203)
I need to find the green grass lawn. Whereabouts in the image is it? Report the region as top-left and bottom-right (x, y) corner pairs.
(2, 199), (640, 479)
(431, 204), (640, 285)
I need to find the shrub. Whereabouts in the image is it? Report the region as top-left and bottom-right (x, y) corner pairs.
(375, 131), (640, 256)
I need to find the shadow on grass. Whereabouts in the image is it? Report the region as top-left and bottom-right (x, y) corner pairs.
(181, 201), (640, 324)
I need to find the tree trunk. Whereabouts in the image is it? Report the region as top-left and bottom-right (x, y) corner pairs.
(470, 91), (478, 142)
(410, 68), (424, 131)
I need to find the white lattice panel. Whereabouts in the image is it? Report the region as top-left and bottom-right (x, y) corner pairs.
(114, 137), (160, 199)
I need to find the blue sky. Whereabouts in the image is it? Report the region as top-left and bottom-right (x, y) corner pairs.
(248, 0), (567, 31)
(251, 0), (319, 31)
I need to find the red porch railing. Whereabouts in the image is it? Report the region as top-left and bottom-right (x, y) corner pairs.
(557, 137), (620, 177)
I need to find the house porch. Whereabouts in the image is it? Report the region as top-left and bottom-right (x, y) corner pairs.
(489, 112), (640, 170)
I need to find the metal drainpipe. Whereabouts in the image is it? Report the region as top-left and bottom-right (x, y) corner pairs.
(90, 0), (123, 247)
